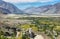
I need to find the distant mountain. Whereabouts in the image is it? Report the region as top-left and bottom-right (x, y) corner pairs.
(0, 0), (60, 15)
(0, 0), (23, 14)
(0, 7), (11, 14)
(24, 2), (60, 14)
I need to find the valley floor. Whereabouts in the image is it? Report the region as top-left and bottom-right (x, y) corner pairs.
(0, 14), (60, 39)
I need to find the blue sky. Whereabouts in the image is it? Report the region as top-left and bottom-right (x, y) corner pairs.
(3, 0), (60, 10)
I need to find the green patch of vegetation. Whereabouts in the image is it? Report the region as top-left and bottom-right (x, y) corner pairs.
(0, 17), (60, 39)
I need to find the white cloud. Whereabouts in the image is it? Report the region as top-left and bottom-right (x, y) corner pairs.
(3, 0), (53, 3)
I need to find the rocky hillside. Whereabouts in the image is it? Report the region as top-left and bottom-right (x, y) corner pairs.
(24, 2), (60, 14)
(0, 0), (23, 14)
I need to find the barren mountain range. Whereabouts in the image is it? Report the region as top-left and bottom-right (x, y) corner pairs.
(0, 0), (60, 14)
